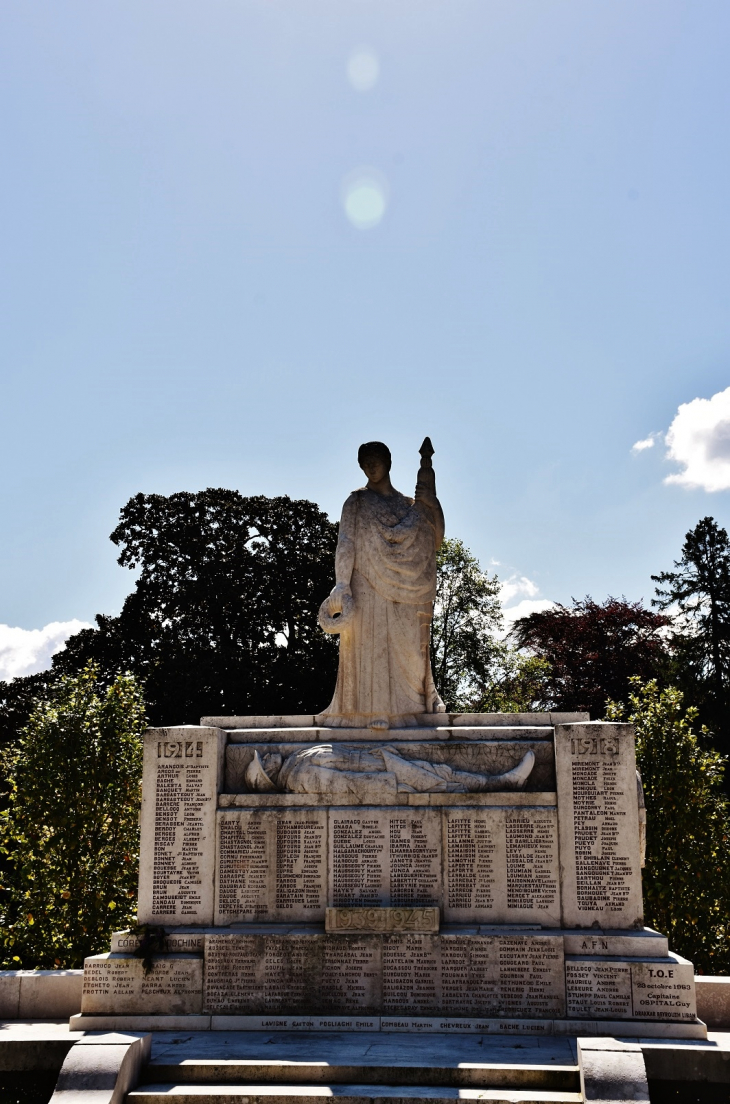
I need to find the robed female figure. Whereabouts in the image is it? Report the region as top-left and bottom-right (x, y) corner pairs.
(316, 439), (446, 730)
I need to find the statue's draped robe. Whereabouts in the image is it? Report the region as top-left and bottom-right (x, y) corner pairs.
(316, 487), (443, 727)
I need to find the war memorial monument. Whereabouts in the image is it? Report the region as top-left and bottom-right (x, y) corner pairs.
(73, 439), (704, 1043)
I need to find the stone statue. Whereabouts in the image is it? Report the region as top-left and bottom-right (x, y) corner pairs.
(316, 438), (446, 730)
(244, 744), (536, 797)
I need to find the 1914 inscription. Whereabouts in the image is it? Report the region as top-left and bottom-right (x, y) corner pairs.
(138, 727), (223, 926)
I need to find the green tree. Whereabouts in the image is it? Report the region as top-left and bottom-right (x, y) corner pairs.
(0, 664), (146, 968)
(431, 538), (551, 712)
(606, 679), (730, 973)
(52, 490), (339, 725)
(652, 516), (730, 748)
(430, 538), (504, 709)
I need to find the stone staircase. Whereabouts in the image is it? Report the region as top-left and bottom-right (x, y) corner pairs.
(126, 1030), (583, 1104)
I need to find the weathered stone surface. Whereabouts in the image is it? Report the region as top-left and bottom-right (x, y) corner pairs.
(443, 807), (560, 926)
(215, 809), (327, 924)
(203, 933), (381, 1015)
(566, 954), (696, 1022)
(0, 973), (21, 1019)
(202, 931), (564, 1019)
(202, 716), (316, 729)
(17, 970), (83, 1018)
(50, 1035), (151, 1104)
(325, 906), (439, 933)
(329, 808), (441, 909)
(442, 933), (564, 1020)
(577, 1038), (650, 1104)
(218, 791), (557, 808)
(694, 975), (730, 1028)
(631, 953), (697, 1022)
(81, 954), (202, 1015)
(111, 930), (205, 955)
(137, 727), (225, 926)
(562, 928), (668, 958)
(554, 723), (644, 929)
(226, 728), (452, 743)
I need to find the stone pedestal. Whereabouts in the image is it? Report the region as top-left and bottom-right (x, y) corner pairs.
(79, 714), (704, 1038)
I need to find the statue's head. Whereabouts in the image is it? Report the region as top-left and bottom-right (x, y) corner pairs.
(358, 441), (392, 483)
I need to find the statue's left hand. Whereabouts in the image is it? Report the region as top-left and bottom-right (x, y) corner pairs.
(318, 585), (355, 634)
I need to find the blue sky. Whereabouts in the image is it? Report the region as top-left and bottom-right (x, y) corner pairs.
(2, 0), (730, 676)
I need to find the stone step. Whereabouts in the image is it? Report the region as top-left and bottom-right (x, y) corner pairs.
(128, 1085), (582, 1104)
(144, 1060), (579, 1090)
(143, 1032), (580, 1091)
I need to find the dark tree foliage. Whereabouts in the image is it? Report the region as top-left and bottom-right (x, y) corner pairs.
(512, 596), (670, 718)
(652, 516), (730, 748)
(0, 672), (55, 751)
(51, 491), (339, 725)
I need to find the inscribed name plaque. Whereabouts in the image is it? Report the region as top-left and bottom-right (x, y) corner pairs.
(203, 933), (381, 1014)
(81, 953), (203, 1014)
(215, 809), (327, 923)
(554, 723), (643, 928)
(382, 933), (441, 1015)
(440, 933), (564, 1019)
(329, 808), (441, 908)
(442, 807), (560, 925)
(326, 906), (439, 933)
(566, 954), (696, 1022)
(137, 726), (225, 926)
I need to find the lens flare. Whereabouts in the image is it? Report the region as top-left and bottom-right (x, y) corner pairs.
(347, 48), (379, 92)
(341, 169), (388, 230)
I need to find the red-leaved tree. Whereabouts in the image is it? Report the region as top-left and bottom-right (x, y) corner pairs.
(512, 596), (670, 718)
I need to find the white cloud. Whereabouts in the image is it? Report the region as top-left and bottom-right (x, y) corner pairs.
(632, 434), (658, 452)
(502, 598), (557, 630)
(0, 620), (92, 681)
(498, 575), (556, 634)
(500, 575), (539, 605)
(664, 386), (730, 492)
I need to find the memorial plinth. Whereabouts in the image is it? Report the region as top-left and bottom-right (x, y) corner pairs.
(75, 713), (705, 1038)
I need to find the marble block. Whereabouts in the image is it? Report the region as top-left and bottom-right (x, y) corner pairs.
(562, 927), (668, 958)
(202, 930), (564, 1019)
(215, 808), (327, 924)
(110, 929), (206, 954)
(442, 806), (560, 926)
(441, 932), (565, 1020)
(81, 954), (202, 1014)
(325, 906), (439, 933)
(203, 932), (381, 1015)
(137, 726), (225, 926)
(565, 953), (696, 1022)
(554, 722), (644, 929)
(328, 808), (441, 909)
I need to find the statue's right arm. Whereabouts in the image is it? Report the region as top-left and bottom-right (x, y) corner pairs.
(332, 493), (357, 599)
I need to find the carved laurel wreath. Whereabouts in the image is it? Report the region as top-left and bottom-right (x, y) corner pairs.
(318, 592), (355, 634)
